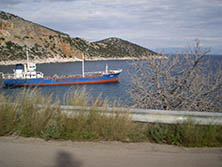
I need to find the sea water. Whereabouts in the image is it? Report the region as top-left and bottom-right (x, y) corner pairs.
(0, 55), (221, 105)
(0, 60), (134, 104)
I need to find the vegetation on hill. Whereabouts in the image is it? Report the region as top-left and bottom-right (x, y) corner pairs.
(0, 11), (158, 63)
(92, 37), (157, 58)
(72, 37), (157, 59)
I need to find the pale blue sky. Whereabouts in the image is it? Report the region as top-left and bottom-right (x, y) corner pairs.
(1, 0), (222, 54)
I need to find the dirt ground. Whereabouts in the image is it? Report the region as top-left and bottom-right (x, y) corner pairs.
(0, 136), (221, 167)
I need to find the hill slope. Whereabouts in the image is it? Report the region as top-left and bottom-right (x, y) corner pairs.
(0, 11), (157, 63)
(92, 37), (156, 58)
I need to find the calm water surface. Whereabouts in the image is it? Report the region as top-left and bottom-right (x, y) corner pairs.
(0, 55), (221, 105)
(0, 60), (134, 104)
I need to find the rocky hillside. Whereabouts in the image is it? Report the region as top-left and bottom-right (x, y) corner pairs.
(0, 11), (157, 63)
(73, 37), (157, 59)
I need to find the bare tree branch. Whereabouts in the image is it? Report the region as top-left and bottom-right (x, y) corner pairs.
(129, 41), (222, 112)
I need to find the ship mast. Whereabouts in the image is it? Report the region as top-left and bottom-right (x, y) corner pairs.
(24, 48), (29, 73)
(26, 49), (29, 64)
(82, 52), (85, 77)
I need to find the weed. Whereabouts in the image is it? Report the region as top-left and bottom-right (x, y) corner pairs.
(42, 120), (61, 140)
(0, 89), (222, 147)
(145, 122), (222, 147)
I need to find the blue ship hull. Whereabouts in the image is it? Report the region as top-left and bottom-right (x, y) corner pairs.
(3, 72), (120, 87)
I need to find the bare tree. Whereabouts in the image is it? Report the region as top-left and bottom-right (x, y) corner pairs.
(129, 41), (222, 112)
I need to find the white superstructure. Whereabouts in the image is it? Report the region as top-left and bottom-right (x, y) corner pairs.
(1, 63), (44, 79)
(0, 50), (44, 79)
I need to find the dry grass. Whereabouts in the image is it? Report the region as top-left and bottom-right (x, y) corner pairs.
(0, 88), (139, 141)
(0, 88), (222, 147)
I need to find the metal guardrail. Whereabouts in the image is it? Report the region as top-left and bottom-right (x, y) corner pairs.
(1, 103), (222, 125)
(56, 105), (222, 125)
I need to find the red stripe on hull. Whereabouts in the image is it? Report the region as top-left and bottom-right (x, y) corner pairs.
(17, 77), (119, 87)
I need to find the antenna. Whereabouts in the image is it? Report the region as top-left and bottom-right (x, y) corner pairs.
(82, 52), (85, 77)
(26, 48), (29, 64)
(106, 64), (108, 73)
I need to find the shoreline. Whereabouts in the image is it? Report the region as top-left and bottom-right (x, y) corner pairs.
(0, 56), (166, 66)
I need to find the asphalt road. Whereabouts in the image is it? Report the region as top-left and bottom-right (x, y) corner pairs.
(0, 137), (221, 167)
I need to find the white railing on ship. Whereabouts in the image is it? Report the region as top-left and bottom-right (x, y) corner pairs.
(36, 72), (44, 77)
(0, 73), (15, 79)
(84, 71), (103, 75)
(50, 72), (103, 78)
(84, 69), (121, 75)
(0, 72), (44, 79)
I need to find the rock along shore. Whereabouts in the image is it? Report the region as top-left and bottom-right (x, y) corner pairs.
(0, 56), (166, 66)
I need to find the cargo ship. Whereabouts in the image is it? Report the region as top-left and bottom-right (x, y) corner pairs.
(0, 52), (122, 87)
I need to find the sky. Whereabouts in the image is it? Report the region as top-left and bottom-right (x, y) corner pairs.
(0, 0), (222, 54)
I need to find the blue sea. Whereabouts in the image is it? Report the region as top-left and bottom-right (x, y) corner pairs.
(0, 55), (221, 105)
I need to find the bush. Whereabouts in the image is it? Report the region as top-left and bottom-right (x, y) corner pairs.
(146, 122), (222, 147)
(42, 120), (61, 140)
(0, 89), (222, 147)
(129, 41), (222, 112)
(0, 89), (137, 142)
